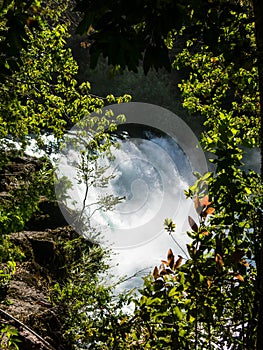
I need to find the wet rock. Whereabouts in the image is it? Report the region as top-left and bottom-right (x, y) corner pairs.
(0, 228), (80, 350)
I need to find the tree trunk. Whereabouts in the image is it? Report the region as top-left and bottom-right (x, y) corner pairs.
(251, 1), (263, 349)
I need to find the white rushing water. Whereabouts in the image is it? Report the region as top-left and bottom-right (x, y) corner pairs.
(54, 103), (209, 290)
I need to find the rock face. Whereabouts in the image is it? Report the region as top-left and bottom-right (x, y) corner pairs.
(25, 197), (71, 231)
(0, 155), (81, 349)
(0, 228), (76, 350)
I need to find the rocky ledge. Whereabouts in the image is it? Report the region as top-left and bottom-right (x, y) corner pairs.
(0, 227), (81, 350)
(0, 154), (85, 349)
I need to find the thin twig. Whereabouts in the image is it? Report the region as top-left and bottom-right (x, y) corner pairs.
(112, 267), (151, 288)
(0, 307), (57, 350)
(169, 233), (190, 259)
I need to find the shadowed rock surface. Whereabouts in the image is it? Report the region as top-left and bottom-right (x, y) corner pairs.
(0, 155), (85, 349)
(0, 228), (81, 350)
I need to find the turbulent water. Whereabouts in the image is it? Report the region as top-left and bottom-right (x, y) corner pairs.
(54, 102), (260, 290)
(95, 125), (194, 247)
(56, 123), (195, 251)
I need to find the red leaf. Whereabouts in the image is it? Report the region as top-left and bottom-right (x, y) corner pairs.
(153, 266), (159, 280)
(234, 273), (244, 282)
(188, 216), (199, 232)
(161, 259), (169, 266)
(205, 207), (215, 215)
(167, 248), (174, 268)
(216, 253), (224, 273)
(215, 253), (223, 265)
(241, 259), (249, 267)
(159, 268), (168, 276)
(174, 256), (183, 269)
(167, 248), (174, 260)
(200, 195), (211, 207)
(202, 207), (215, 218)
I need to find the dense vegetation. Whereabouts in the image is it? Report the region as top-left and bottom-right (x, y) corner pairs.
(0, 0), (262, 349)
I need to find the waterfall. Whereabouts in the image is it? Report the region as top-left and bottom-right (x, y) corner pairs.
(54, 102), (208, 289)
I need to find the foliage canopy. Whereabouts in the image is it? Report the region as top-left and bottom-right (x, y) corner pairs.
(0, 0), (263, 349)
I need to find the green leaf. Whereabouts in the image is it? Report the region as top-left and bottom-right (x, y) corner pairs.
(173, 306), (183, 320)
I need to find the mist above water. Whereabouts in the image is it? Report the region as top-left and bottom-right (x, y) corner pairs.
(58, 124), (194, 250)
